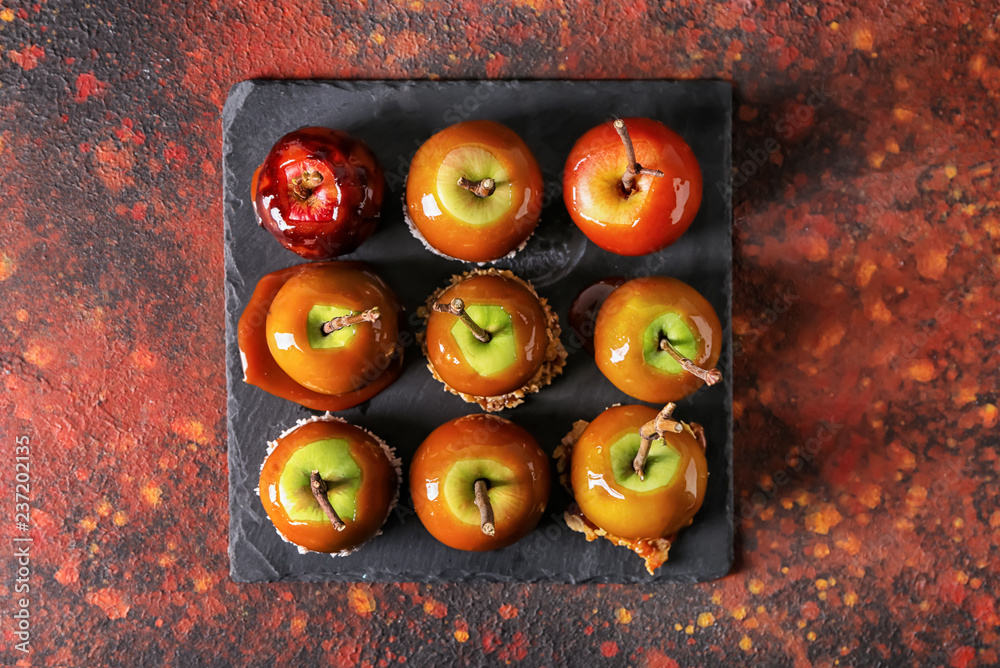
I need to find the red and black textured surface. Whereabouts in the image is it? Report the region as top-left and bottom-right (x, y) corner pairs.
(0, 1), (997, 666)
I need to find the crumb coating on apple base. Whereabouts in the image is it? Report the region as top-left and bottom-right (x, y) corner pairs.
(417, 268), (567, 412)
(257, 413), (402, 558)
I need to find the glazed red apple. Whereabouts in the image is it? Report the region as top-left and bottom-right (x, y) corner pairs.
(410, 414), (550, 551)
(252, 127), (385, 259)
(405, 120), (543, 262)
(238, 262), (403, 411)
(564, 118), (702, 256)
(594, 276), (722, 403)
(557, 403), (708, 573)
(421, 269), (566, 411)
(259, 416), (400, 554)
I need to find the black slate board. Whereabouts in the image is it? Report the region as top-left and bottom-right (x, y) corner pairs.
(223, 80), (733, 583)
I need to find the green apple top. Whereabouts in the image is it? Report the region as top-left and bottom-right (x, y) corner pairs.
(425, 271), (550, 398)
(405, 120), (544, 262)
(570, 404), (708, 540)
(595, 276), (723, 403)
(259, 417), (400, 554)
(264, 262), (402, 396)
(409, 413), (551, 551)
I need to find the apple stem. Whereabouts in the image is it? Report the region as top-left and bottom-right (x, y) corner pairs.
(292, 169), (324, 201)
(633, 403), (683, 481)
(457, 176), (496, 198)
(658, 338), (722, 386)
(310, 470), (346, 531)
(432, 298), (491, 343)
(474, 479), (496, 537)
(321, 307), (381, 335)
(613, 119), (664, 195)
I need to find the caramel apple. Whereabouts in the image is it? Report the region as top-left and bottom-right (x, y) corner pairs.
(594, 276), (722, 403)
(238, 262), (403, 411)
(259, 415), (401, 555)
(405, 120), (544, 263)
(563, 118), (702, 256)
(410, 414), (550, 551)
(418, 268), (566, 412)
(554, 403), (708, 574)
(252, 127), (385, 260)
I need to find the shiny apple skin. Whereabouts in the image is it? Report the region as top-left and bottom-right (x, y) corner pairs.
(595, 276), (722, 403)
(259, 419), (397, 553)
(406, 120), (544, 262)
(252, 127), (385, 260)
(410, 414), (550, 551)
(563, 118), (702, 256)
(265, 262), (401, 396)
(426, 273), (547, 397)
(238, 263), (402, 411)
(571, 405), (707, 540)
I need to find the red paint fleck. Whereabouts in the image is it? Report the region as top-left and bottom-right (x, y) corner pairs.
(132, 202), (148, 221)
(8, 44), (44, 70)
(348, 585), (376, 618)
(644, 648), (680, 668)
(164, 142), (189, 165)
(74, 72), (109, 103)
(801, 601), (820, 620)
(941, 579), (967, 606)
(949, 646), (976, 668)
(481, 629), (501, 654)
(498, 603), (519, 620)
(85, 588), (130, 620)
(485, 53), (507, 78)
(422, 598), (447, 619)
(584, 625), (594, 635)
(497, 631), (529, 662)
(970, 593), (998, 628)
(601, 641), (619, 658)
(333, 639), (362, 668)
(54, 560), (80, 586)
(93, 139), (136, 193)
(115, 119), (147, 145)
(175, 616), (194, 636)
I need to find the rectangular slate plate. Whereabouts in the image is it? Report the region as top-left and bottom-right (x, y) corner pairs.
(224, 80), (733, 583)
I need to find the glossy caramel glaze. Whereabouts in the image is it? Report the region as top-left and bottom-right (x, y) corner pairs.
(410, 414), (550, 551)
(570, 405), (707, 540)
(406, 120), (543, 262)
(563, 118), (702, 256)
(265, 262), (401, 396)
(425, 273), (548, 397)
(252, 127), (385, 260)
(595, 276), (722, 403)
(259, 419), (397, 553)
(238, 263), (402, 410)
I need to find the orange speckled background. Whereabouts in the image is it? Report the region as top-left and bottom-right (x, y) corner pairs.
(1, 1), (999, 666)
